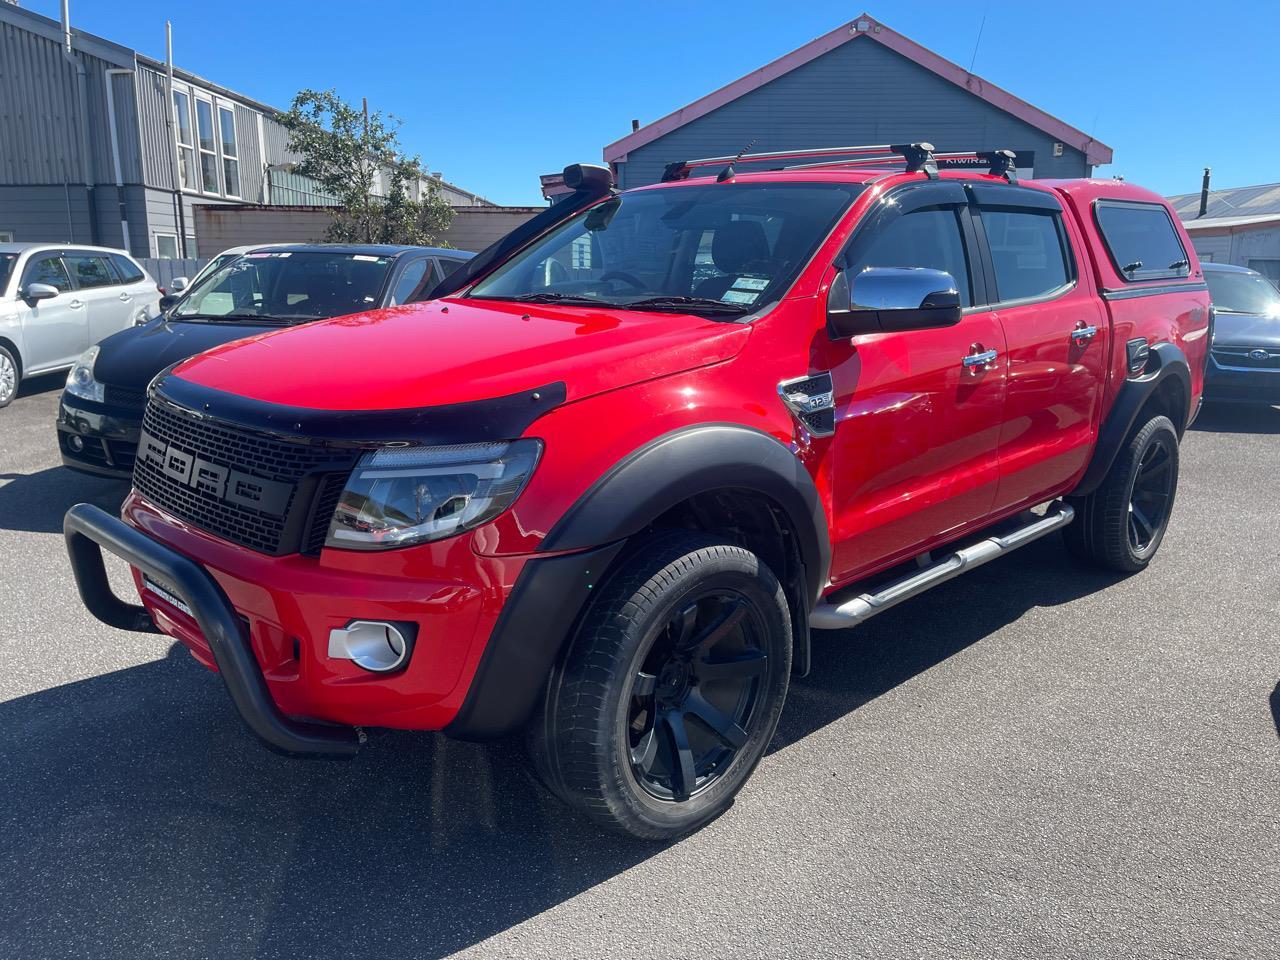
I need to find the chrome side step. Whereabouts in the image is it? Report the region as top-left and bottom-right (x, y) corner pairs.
(810, 502), (1075, 631)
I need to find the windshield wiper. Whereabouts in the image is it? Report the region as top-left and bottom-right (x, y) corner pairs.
(499, 292), (610, 306)
(619, 296), (751, 315)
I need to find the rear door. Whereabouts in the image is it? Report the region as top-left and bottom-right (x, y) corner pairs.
(969, 184), (1107, 511)
(826, 181), (1007, 584)
(18, 252), (85, 372)
(63, 252), (132, 343)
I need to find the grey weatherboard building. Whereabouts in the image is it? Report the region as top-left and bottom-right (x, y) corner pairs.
(604, 13), (1112, 189)
(0, 2), (491, 259)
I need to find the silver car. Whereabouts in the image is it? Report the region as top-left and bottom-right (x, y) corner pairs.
(0, 243), (161, 408)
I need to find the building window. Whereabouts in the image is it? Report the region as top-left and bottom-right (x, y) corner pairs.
(155, 234), (180, 259)
(0, 230), (13, 242)
(218, 105), (241, 198)
(195, 97), (220, 194)
(172, 90), (196, 191)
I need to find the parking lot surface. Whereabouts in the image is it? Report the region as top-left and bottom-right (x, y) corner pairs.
(1, 373), (1276, 960)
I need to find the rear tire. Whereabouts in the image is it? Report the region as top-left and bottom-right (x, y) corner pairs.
(0, 345), (19, 408)
(529, 531), (791, 840)
(1065, 414), (1179, 573)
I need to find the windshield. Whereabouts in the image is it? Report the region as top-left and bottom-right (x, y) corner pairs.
(468, 182), (861, 316)
(172, 250), (394, 322)
(0, 254), (15, 295)
(1206, 269), (1280, 317)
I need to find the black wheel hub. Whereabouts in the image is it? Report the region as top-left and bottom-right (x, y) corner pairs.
(1128, 434), (1175, 553)
(626, 592), (769, 803)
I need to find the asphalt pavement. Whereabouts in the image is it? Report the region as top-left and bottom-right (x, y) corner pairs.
(1, 371), (1277, 960)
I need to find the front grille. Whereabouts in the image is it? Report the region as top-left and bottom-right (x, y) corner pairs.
(304, 472), (349, 554)
(1212, 346), (1280, 370)
(104, 383), (148, 411)
(133, 399), (357, 555)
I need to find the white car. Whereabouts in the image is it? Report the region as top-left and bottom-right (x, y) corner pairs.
(0, 243), (160, 408)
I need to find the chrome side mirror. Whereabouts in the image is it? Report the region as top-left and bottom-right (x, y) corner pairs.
(22, 282), (60, 302)
(170, 276), (189, 293)
(827, 267), (963, 338)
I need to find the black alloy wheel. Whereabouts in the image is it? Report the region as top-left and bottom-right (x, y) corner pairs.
(1127, 432), (1175, 553)
(626, 592), (769, 802)
(528, 531), (792, 840)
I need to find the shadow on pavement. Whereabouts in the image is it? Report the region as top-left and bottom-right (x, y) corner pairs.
(14, 370), (67, 399)
(1271, 682), (1280, 741)
(0, 532), (1121, 959)
(0, 466), (128, 534)
(1191, 402), (1280, 435)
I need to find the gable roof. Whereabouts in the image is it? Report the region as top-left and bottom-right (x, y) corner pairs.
(1167, 182), (1280, 222)
(603, 13), (1112, 167)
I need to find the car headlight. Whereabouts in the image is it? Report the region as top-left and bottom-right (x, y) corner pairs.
(65, 345), (104, 403)
(325, 439), (543, 550)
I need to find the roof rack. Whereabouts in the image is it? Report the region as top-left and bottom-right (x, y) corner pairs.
(660, 143), (1020, 184)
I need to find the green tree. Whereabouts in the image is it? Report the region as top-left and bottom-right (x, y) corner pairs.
(280, 89), (453, 245)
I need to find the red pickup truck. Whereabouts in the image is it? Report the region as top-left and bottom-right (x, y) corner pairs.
(65, 145), (1209, 839)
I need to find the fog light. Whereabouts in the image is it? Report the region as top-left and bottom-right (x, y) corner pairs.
(68, 434), (84, 452)
(327, 620), (413, 673)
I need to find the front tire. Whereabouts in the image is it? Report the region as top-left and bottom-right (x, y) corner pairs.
(529, 531), (792, 840)
(1065, 414), (1180, 573)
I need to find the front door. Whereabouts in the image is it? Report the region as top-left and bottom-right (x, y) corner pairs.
(825, 182), (1007, 586)
(18, 253), (85, 373)
(969, 185), (1108, 511)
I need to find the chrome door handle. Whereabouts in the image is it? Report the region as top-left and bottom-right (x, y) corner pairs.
(962, 348), (998, 368)
(69, 299), (83, 309)
(118, 292), (132, 301)
(1071, 323), (1098, 343)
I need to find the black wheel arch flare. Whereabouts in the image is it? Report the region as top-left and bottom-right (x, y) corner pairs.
(447, 424), (830, 740)
(1073, 340), (1193, 498)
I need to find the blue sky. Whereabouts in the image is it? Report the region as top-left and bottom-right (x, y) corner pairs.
(28, 1), (1280, 206)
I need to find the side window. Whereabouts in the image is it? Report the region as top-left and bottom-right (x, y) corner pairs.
(847, 206), (973, 306)
(110, 254), (145, 284)
(389, 259), (433, 305)
(981, 208), (1071, 302)
(1094, 201), (1190, 282)
(437, 258), (466, 278)
(23, 255), (73, 292)
(64, 255), (116, 289)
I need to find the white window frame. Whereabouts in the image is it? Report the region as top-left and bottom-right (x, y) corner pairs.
(172, 87), (198, 193)
(193, 93), (221, 196)
(217, 102), (242, 200)
(0, 230), (13, 242)
(154, 233), (180, 260)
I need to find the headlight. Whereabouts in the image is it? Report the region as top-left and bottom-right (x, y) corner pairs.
(65, 345), (104, 403)
(325, 439), (542, 550)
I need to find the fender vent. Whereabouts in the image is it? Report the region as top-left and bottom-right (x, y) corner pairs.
(777, 373), (835, 437)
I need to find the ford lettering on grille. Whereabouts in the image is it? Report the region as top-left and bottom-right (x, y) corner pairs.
(138, 427), (292, 517)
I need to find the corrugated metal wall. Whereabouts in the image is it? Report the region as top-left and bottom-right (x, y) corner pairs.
(134, 64), (175, 190)
(234, 103), (264, 202)
(0, 17), (128, 186)
(615, 40), (1090, 188)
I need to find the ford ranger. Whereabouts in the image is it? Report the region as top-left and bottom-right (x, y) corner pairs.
(64, 145), (1209, 839)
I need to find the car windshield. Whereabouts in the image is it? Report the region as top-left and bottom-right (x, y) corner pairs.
(1205, 269), (1280, 317)
(172, 250), (394, 322)
(0, 254), (15, 295)
(467, 182), (861, 317)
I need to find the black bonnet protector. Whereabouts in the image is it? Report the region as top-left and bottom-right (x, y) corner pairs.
(150, 369), (567, 447)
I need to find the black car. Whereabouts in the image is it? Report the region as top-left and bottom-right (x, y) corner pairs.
(57, 243), (472, 478)
(1203, 262), (1280, 406)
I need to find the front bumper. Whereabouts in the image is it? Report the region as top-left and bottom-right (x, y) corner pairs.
(1204, 354), (1280, 404)
(56, 393), (143, 479)
(66, 492), (626, 746)
(64, 502), (361, 757)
